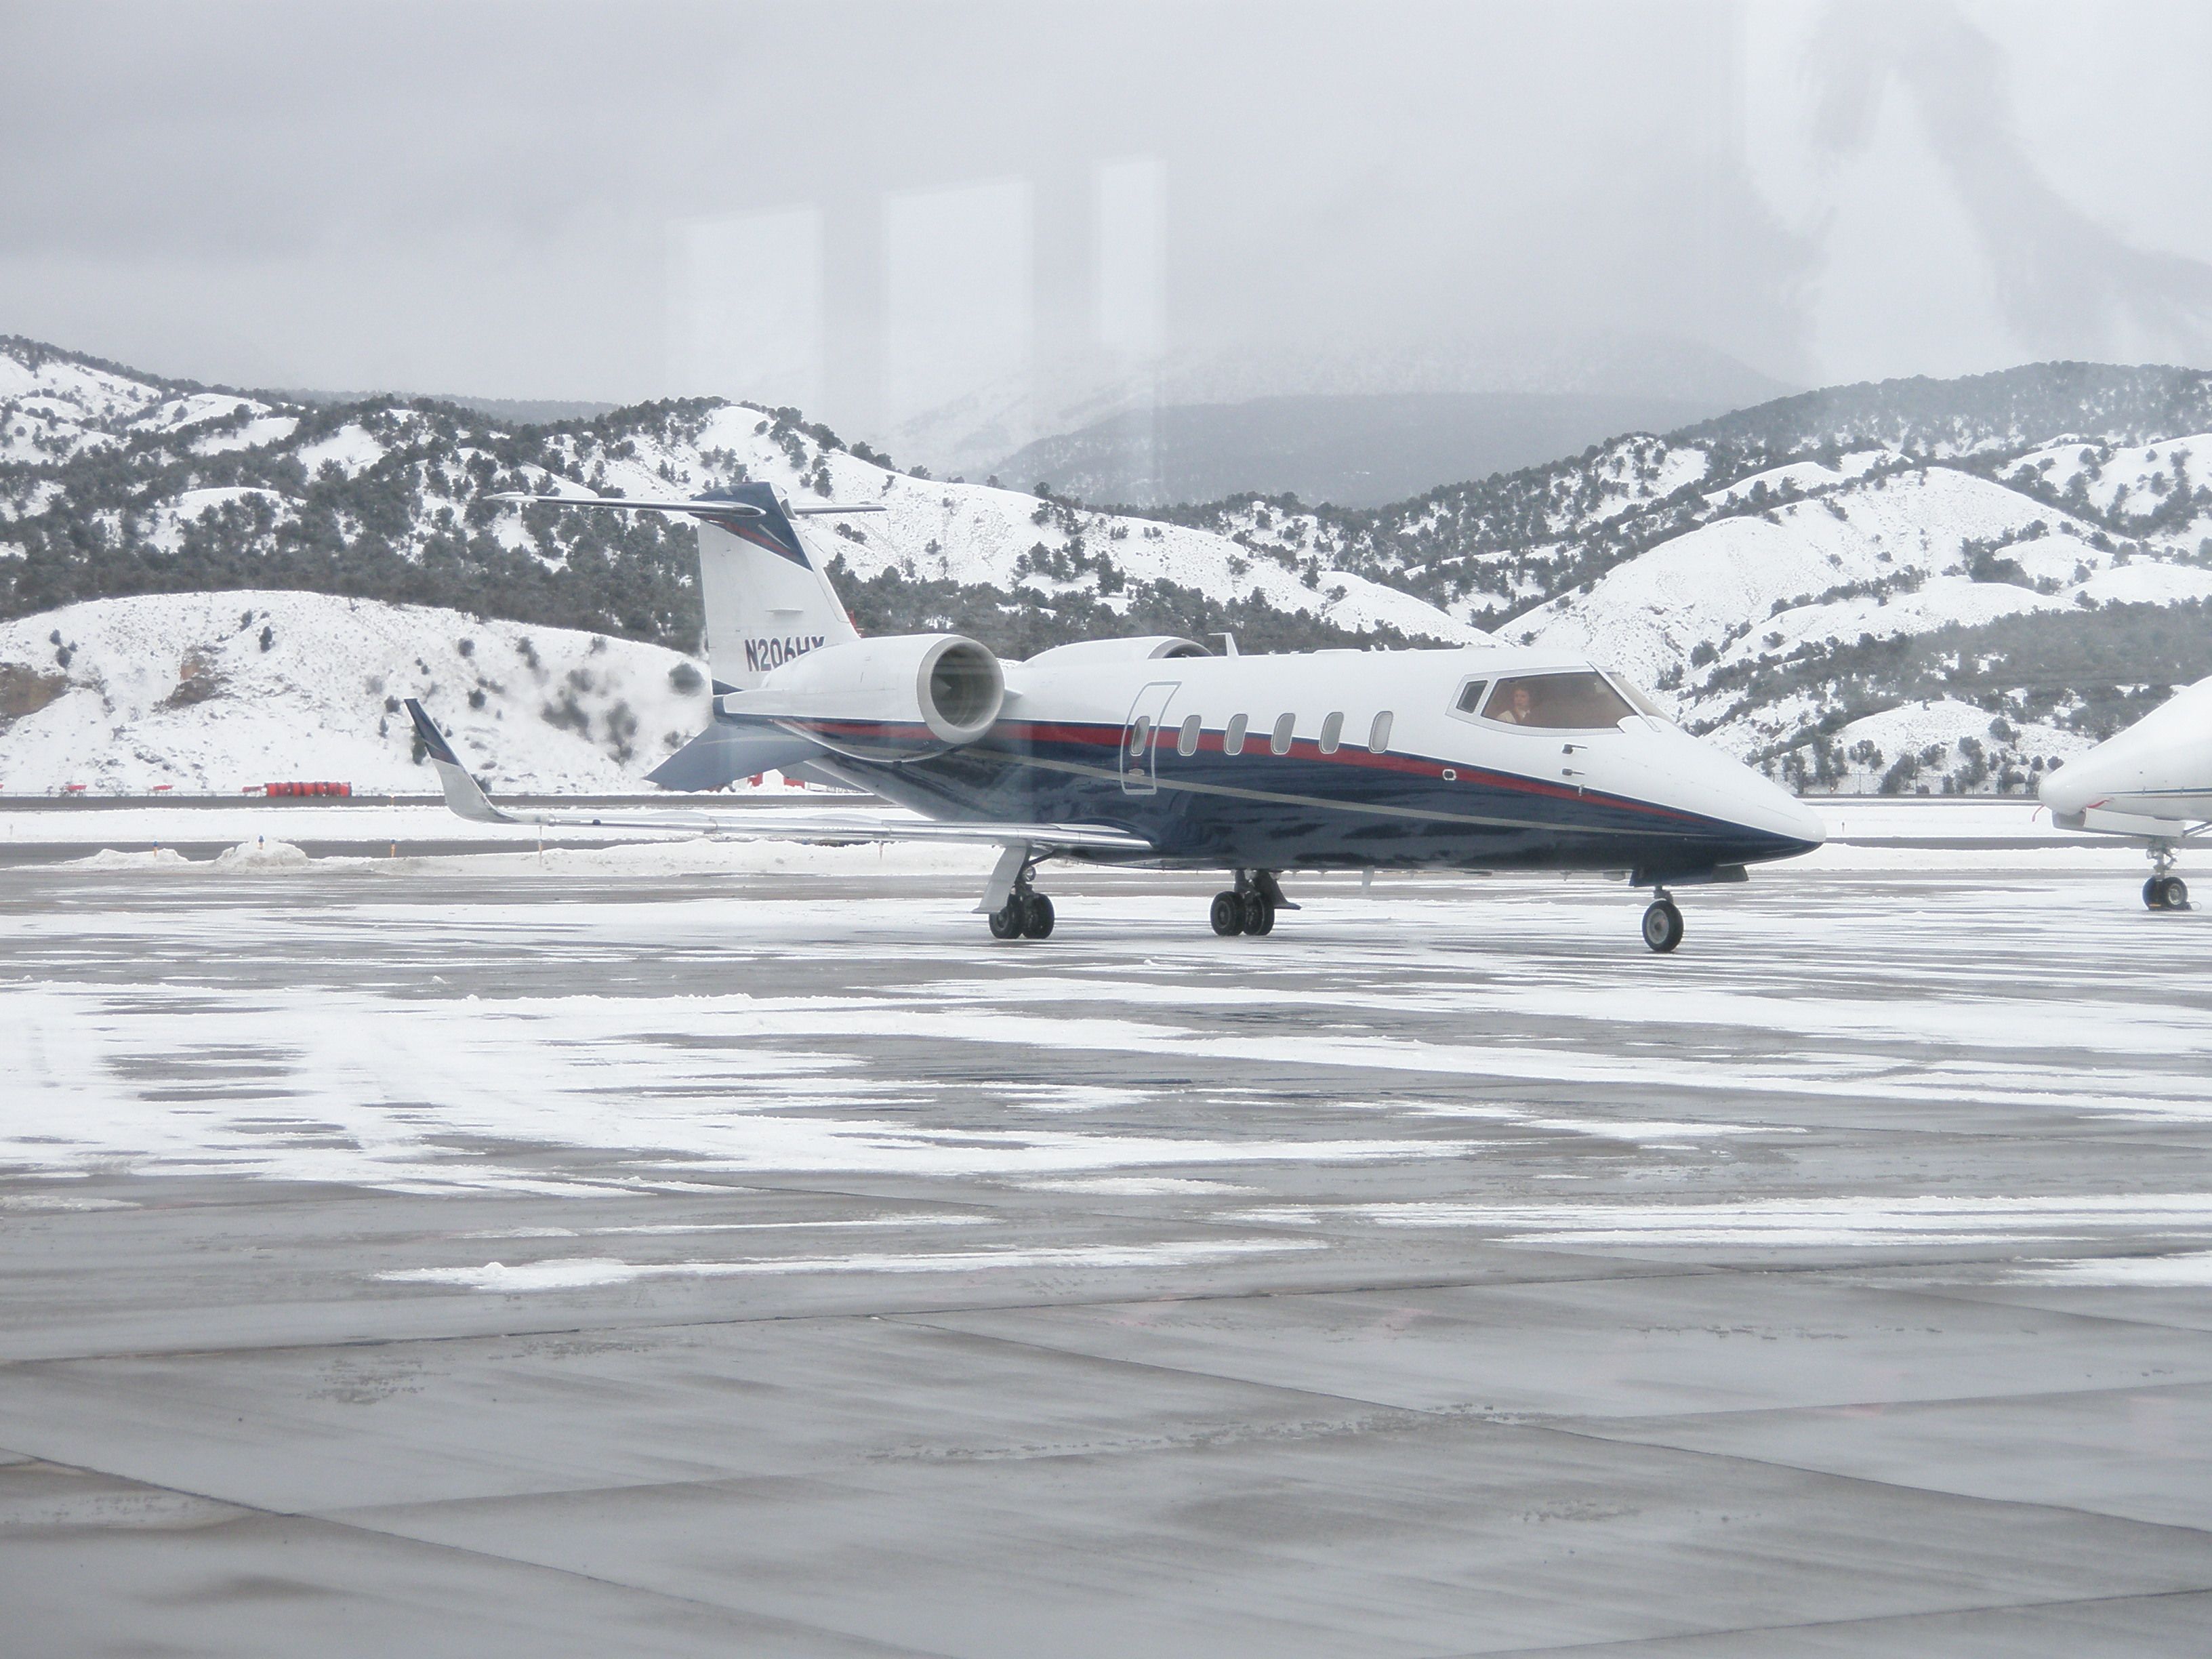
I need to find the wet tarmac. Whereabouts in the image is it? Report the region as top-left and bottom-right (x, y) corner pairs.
(3, 853), (2209, 1655)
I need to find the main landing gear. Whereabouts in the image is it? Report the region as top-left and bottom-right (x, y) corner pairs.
(1641, 888), (1685, 954)
(1210, 869), (1291, 937)
(985, 865), (1056, 940)
(2144, 842), (2192, 911)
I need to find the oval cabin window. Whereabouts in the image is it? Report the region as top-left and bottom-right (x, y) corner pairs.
(1224, 714), (1248, 756)
(1318, 712), (1343, 754)
(1368, 711), (1393, 753)
(1270, 714), (1296, 755)
(1177, 714), (1202, 756)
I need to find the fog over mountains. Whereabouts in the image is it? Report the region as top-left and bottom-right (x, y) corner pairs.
(4, 333), (2210, 796)
(908, 329), (1793, 508)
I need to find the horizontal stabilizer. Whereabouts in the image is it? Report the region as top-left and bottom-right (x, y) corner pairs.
(647, 723), (825, 792)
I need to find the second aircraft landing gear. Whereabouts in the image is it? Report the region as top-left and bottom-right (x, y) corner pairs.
(2144, 843), (2192, 911)
(1211, 869), (1290, 936)
(1641, 889), (1685, 954)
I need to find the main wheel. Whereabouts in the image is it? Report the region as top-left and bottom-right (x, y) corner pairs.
(2145, 876), (2166, 910)
(1242, 890), (1276, 935)
(1020, 892), (1056, 939)
(1641, 899), (1684, 954)
(1210, 890), (1245, 936)
(2160, 876), (2190, 911)
(987, 901), (1021, 939)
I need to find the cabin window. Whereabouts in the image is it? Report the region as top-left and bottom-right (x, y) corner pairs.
(1368, 711), (1393, 753)
(1177, 714), (1202, 756)
(1270, 714), (1296, 755)
(1454, 678), (1488, 715)
(1225, 714), (1248, 756)
(1128, 716), (1151, 755)
(1480, 671), (1635, 731)
(1318, 712), (1344, 754)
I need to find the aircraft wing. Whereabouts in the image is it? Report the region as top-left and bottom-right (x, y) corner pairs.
(403, 700), (1151, 854)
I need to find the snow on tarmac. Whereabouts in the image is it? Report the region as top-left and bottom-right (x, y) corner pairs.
(3, 825), (2209, 1296)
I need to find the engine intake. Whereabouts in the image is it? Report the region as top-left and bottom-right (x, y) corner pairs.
(726, 633), (1005, 758)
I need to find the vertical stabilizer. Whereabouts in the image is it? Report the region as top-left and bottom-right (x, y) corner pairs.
(691, 483), (859, 692)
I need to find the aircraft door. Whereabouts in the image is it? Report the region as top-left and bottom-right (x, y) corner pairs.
(1120, 681), (1181, 796)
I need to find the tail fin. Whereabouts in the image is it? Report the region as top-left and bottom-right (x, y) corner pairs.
(484, 480), (873, 693)
(689, 483), (859, 692)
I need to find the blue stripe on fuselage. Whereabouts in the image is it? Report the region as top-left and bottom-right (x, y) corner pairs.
(809, 717), (1805, 872)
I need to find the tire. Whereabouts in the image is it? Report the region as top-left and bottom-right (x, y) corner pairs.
(2146, 876), (2166, 910)
(987, 902), (1021, 939)
(1210, 891), (1245, 936)
(1641, 899), (1684, 954)
(2162, 876), (2190, 911)
(1241, 890), (1275, 935)
(1021, 893), (1056, 939)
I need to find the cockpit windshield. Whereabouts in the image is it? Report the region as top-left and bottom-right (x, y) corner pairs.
(1605, 673), (1673, 722)
(1479, 671), (1637, 731)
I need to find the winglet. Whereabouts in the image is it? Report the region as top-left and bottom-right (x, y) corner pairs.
(404, 699), (510, 824)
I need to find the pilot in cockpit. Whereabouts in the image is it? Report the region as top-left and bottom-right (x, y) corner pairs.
(1494, 680), (1538, 725)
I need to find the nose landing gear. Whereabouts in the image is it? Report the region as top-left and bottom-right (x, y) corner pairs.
(2144, 843), (2192, 910)
(1641, 889), (1685, 954)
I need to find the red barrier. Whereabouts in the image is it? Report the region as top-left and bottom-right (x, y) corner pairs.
(261, 781), (352, 797)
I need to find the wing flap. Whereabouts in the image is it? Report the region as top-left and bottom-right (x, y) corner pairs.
(646, 723), (826, 792)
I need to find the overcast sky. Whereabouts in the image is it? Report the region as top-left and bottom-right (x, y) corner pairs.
(5, 0), (2210, 449)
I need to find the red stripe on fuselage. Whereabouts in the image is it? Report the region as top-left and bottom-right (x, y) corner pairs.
(984, 718), (1707, 827)
(779, 716), (1708, 829)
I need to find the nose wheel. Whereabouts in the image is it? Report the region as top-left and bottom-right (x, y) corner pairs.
(2144, 843), (2192, 911)
(2144, 876), (2190, 912)
(1641, 893), (1684, 954)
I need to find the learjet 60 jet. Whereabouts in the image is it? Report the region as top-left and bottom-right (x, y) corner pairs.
(409, 483), (1824, 951)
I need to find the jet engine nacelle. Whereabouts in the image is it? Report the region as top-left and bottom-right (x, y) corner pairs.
(724, 633), (1005, 759)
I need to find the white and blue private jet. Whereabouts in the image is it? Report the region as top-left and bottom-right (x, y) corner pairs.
(2041, 674), (2211, 910)
(407, 483), (1825, 951)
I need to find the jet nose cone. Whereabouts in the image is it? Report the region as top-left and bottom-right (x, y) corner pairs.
(1784, 792), (1828, 849)
(2038, 762), (2095, 817)
(1757, 779), (1827, 854)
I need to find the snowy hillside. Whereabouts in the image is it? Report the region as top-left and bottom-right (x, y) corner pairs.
(7, 337), (2212, 796)
(1181, 367), (2212, 792)
(0, 592), (702, 793)
(0, 336), (1477, 657)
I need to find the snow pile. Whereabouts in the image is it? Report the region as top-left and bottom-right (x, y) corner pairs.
(211, 837), (312, 869)
(66, 846), (191, 869)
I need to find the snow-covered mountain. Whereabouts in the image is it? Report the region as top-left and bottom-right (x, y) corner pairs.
(1173, 365), (2212, 791)
(0, 335), (1471, 655)
(6, 337), (2212, 797)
